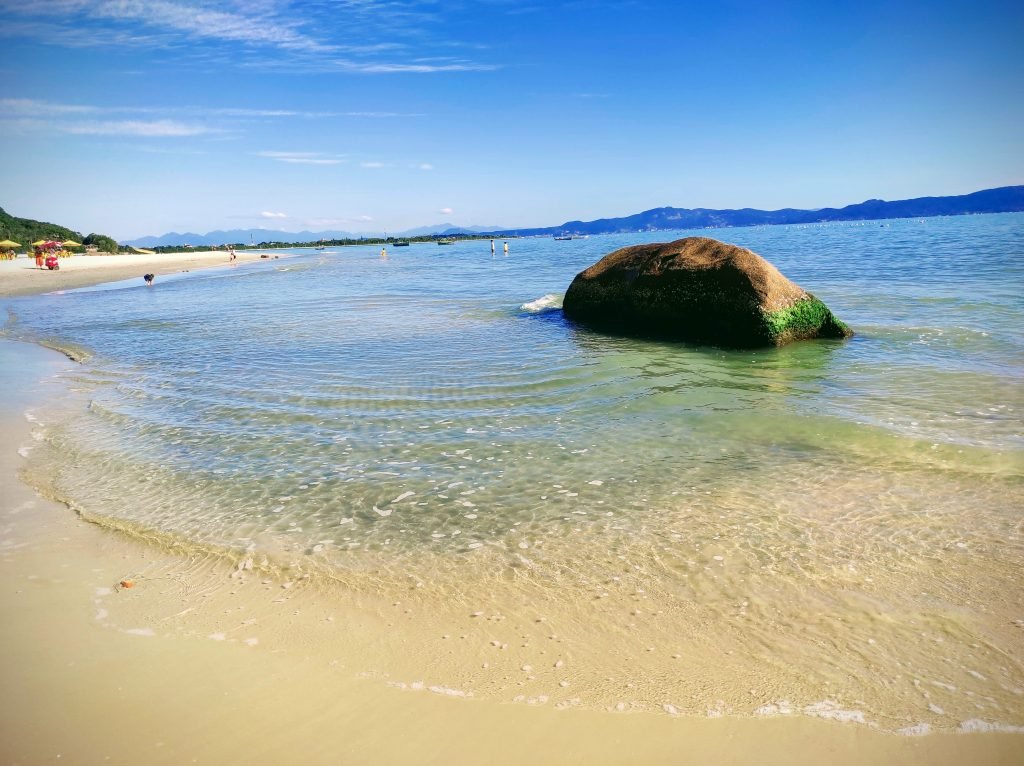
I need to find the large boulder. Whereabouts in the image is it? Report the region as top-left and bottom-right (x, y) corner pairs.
(562, 236), (852, 347)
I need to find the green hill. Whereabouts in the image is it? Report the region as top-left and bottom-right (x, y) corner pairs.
(0, 207), (120, 252)
(0, 206), (82, 245)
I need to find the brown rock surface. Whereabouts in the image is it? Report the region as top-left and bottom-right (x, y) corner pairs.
(562, 236), (852, 347)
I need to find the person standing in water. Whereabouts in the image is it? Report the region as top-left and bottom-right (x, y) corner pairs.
(381, 246), (387, 258)
(490, 239), (495, 255)
(503, 241), (509, 255)
(143, 273), (155, 286)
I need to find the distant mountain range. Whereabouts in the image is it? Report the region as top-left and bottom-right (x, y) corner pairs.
(124, 223), (501, 247)
(122, 186), (1024, 246)
(497, 185), (1024, 237)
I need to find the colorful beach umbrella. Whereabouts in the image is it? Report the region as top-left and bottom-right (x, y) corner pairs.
(32, 239), (47, 246)
(62, 240), (82, 247)
(0, 239), (20, 248)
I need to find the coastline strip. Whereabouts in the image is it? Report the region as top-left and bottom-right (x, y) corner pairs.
(0, 250), (288, 299)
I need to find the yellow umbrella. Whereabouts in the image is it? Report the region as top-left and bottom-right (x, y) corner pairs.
(0, 239), (20, 248)
(32, 240), (47, 246)
(63, 240), (82, 247)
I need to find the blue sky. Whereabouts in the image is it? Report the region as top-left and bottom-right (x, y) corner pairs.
(1, 0), (1021, 240)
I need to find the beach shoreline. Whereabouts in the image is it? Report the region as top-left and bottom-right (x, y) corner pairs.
(1, 241), (1022, 763)
(0, 249), (294, 299)
(0, 341), (1021, 762)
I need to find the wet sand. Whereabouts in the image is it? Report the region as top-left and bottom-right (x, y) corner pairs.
(0, 250), (288, 298)
(1, 334), (1022, 762)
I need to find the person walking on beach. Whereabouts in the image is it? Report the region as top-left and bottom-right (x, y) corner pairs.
(144, 273), (154, 286)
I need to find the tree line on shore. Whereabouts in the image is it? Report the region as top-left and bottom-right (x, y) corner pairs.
(0, 207), (119, 253)
(146, 232), (500, 254)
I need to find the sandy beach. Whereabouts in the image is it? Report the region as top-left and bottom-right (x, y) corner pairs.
(0, 250), (288, 299)
(1, 270), (1022, 764)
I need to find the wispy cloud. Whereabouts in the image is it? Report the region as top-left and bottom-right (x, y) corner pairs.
(260, 211), (287, 219)
(1, 1), (498, 74)
(416, 163), (434, 170)
(259, 151), (346, 165)
(361, 161), (390, 168)
(439, 207), (454, 215)
(335, 59), (498, 74)
(64, 119), (209, 136)
(2, 98), (420, 121)
(0, 97), (98, 114)
(210, 107), (420, 118)
(89, 0), (330, 53)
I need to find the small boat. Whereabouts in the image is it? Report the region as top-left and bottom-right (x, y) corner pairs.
(553, 235), (573, 241)
(315, 240), (326, 251)
(437, 239), (453, 246)
(393, 241), (410, 247)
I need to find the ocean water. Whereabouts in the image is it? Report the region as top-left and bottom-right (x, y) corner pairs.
(4, 214), (1024, 731)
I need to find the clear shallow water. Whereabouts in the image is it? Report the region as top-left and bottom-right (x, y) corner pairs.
(4, 214), (1024, 730)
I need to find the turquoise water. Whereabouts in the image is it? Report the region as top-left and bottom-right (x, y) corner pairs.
(4, 214), (1024, 729)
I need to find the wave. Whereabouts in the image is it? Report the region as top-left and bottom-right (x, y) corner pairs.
(520, 293), (563, 313)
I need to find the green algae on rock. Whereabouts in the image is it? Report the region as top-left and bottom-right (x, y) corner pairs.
(562, 236), (853, 347)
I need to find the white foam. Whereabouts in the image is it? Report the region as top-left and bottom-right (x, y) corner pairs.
(520, 294), (563, 313)
(428, 685), (472, 698)
(803, 701), (866, 724)
(959, 719), (1024, 733)
(897, 723), (932, 736)
(755, 701), (793, 716)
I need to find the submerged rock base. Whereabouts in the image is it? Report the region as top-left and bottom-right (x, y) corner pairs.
(562, 236), (852, 347)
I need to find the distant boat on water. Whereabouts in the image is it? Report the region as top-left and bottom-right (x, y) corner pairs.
(315, 240), (326, 251)
(553, 234), (573, 240)
(437, 239), (453, 246)
(393, 241), (410, 247)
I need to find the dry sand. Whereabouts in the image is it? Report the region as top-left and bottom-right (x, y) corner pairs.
(0, 250), (289, 298)
(1, 281), (1022, 763)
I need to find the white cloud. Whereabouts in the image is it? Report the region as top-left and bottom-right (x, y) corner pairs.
(282, 158), (344, 165)
(438, 207), (454, 215)
(2, 2), (498, 74)
(417, 163), (433, 170)
(260, 211), (287, 219)
(94, 0), (332, 53)
(337, 60), (498, 73)
(0, 97), (98, 114)
(64, 119), (208, 136)
(361, 161), (388, 168)
(259, 150), (346, 165)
